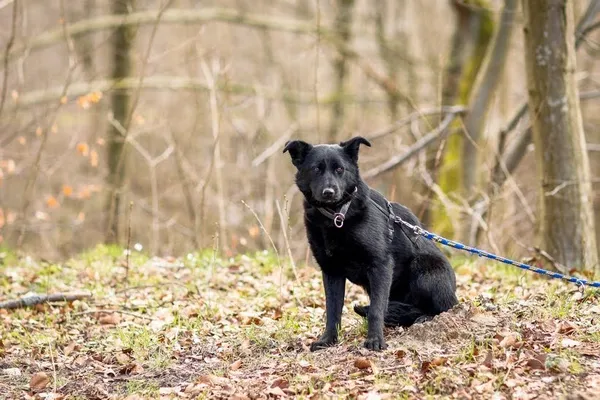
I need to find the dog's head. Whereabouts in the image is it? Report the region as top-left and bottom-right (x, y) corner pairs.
(283, 136), (371, 205)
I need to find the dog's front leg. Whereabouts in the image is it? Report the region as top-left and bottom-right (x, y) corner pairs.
(310, 271), (345, 351)
(364, 263), (392, 350)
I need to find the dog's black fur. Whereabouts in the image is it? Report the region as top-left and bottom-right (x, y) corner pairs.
(283, 136), (457, 351)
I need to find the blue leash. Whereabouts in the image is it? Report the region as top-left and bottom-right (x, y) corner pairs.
(395, 216), (600, 289)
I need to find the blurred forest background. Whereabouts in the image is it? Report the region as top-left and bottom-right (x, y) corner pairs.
(0, 0), (599, 268)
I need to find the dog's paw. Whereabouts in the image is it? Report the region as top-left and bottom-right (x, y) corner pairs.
(364, 336), (387, 351)
(310, 339), (336, 351)
(310, 334), (337, 351)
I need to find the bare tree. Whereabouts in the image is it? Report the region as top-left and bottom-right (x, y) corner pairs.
(430, 0), (494, 234)
(328, 0), (355, 142)
(106, 0), (136, 244)
(523, 0), (598, 270)
(460, 0), (518, 242)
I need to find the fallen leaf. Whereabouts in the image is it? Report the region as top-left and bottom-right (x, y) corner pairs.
(197, 374), (229, 386)
(482, 351), (493, 368)
(266, 386), (286, 397)
(556, 321), (577, 335)
(270, 378), (289, 389)
(525, 357), (545, 370)
(63, 342), (78, 357)
(354, 357), (371, 370)
(115, 352), (131, 364)
(500, 333), (518, 348)
(430, 357), (447, 367)
(122, 363), (144, 375)
(230, 360), (242, 371)
(395, 349), (407, 359)
(159, 387), (181, 395)
(98, 313), (121, 325)
(30, 372), (50, 390)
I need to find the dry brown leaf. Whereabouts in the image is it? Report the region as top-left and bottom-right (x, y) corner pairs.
(30, 371), (50, 390)
(230, 360), (242, 371)
(119, 363), (144, 375)
(500, 333), (518, 348)
(430, 357), (447, 367)
(98, 313), (121, 325)
(395, 349), (407, 359)
(197, 374), (229, 386)
(354, 357), (371, 370)
(266, 386), (286, 397)
(271, 378), (289, 389)
(63, 342), (77, 356)
(482, 351), (493, 368)
(556, 321), (577, 335)
(525, 357), (545, 370)
(115, 352), (131, 365)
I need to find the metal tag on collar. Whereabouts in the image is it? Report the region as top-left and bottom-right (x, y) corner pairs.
(333, 213), (345, 228)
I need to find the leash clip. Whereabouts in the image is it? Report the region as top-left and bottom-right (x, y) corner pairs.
(333, 213), (345, 228)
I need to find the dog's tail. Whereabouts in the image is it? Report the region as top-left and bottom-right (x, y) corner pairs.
(354, 301), (428, 327)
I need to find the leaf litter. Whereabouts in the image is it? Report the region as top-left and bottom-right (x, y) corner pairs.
(0, 246), (599, 399)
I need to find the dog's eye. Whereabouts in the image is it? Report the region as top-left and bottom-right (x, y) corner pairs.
(313, 166), (321, 173)
(335, 167), (344, 174)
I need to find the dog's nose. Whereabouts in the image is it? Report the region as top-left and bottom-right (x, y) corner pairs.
(322, 188), (335, 199)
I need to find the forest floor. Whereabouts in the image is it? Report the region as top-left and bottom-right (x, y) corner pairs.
(1, 245), (600, 399)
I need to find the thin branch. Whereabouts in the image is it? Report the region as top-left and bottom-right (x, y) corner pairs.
(363, 108), (467, 180)
(1, 8), (324, 64)
(0, 7), (408, 104)
(0, 292), (92, 310)
(251, 123), (297, 167)
(3, 76), (389, 113)
(365, 105), (467, 142)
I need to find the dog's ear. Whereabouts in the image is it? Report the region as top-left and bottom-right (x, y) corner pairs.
(340, 136), (371, 162)
(283, 140), (313, 168)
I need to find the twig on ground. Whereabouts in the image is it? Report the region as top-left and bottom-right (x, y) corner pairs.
(0, 292), (92, 310)
(70, 309), (152, 321)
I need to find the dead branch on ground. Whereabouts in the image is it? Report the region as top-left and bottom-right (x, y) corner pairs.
(0, 292), (92, 310)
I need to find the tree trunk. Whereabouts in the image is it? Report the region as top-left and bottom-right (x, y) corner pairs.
(328, 0), (355, 142)
(431, 0), (494, 235)
(105, 0), (135, 244)
(461, 0), (518, 242)
(523, 0), (598, 270)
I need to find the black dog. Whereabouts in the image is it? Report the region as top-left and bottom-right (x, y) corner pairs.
(283, 136), (457, 351)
